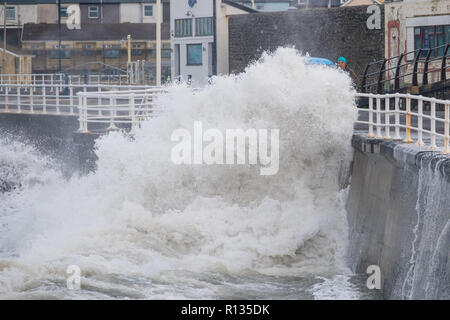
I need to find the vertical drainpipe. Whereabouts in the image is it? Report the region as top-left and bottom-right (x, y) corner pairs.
(212, 0), (217, 76)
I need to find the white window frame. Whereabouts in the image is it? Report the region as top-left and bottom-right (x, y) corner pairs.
(5, 6), (16, 21)
(143, 5), (153, 17)
(88, 6), (99, 19)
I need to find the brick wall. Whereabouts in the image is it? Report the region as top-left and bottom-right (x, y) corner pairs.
(228, 6), (385, 87)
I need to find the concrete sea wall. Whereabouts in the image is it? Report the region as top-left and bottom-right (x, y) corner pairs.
(0, 113), (98, 176)
(347, 134), (450, 299)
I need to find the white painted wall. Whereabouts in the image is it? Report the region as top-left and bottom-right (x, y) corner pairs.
(385, 0), (450, 84)
(385, 0), (450, 60)
(0, 5), (37, 25)
(170, 0), (214, 85)
(170, 0), (250, 85)
(120, 3), (163, 23)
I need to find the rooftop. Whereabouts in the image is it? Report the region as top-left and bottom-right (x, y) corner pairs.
(22, 23), (170, 42)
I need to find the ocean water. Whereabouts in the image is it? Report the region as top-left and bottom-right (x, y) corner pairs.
(0, 48), (382, 300)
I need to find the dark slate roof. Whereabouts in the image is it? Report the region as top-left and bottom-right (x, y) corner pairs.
(22, 23), (170, 41)
(222, 0), (258, 13)
(4, 0), (169, 4)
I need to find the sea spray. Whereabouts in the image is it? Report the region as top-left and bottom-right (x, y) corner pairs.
(0, 48), (358, 299)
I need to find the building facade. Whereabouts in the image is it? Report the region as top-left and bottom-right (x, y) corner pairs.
(0, 0), (171, 79)
(384, 0), (450, 84)
(234, 0), (293, 11)
(170, 0), (255, 86)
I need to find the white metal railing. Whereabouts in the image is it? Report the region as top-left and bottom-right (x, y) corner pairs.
(76, 87), (166, 134)
(68, 74), (130, 86)
(0, 83), (155, 117)
(0, 73), (65, 86)
(356, 93), (450, 154)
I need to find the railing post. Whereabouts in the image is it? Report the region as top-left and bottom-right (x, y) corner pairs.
(69, 85), (74, 114)
(83, 95), (89, 133)
(417, 97), (424, 146)
(368, 95), (374, 137)
(384, 96), (391, 139)
(394, 53), (405, 91)
(376, 97), (382, 138)
(441, 44), (449, 82)
(78, 93), (84, 132)
(30, 84), (34, 113)
(130, 93), (136, 134)
(430, 101), (437, 150)
(17, 85), (21, 113)
(361, 64), (370, 93)
(43, 84), (47, 113)
(404, 95), (413, 143)
(4, 86), (8, 112)
(56, 84), (60, 114)
(107, 96), (119, 131)
(394, 93), (401, 140)
(50, 74), (54, 92)
(412, 49), (422, 86)
(377, 59), (387, 94)
(97, 85), (102, 116)
(423, 49), (433, 85)
(444, 103), (449, 154)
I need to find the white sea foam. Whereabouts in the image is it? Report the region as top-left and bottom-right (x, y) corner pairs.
(0, 48), (357, 299)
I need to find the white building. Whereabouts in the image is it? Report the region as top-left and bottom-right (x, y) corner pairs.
(385, 0), (450, 60)
(170, 0), (255, 86)
(234, 0), (293, 11)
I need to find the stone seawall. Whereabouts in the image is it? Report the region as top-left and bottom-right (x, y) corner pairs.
(347, 134), (450, 299)
(228, 6), (385, 87)
(0, 113), (98, 176)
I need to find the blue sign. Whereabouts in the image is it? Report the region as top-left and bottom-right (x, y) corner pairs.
(188, 0), (197, 8)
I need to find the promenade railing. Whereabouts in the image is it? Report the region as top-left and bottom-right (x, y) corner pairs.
(355, 93), (450, 154)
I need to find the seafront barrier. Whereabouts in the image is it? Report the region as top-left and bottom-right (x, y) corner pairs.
(347, 134), (450, 299)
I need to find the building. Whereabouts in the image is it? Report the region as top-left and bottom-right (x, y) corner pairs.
(0, 0), (171, 79)
(341, 0), (384, 6)
(0, 47), (33, 74)
(21, 23), (171, 78)
(234, 0), (293, 12)
(385, 0), (450, 60)
(170, 0), (256, 85)
(294, 0), (342, 8)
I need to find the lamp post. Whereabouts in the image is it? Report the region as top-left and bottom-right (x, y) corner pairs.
(156, 0), (161, 86)
(2, 3), (6, 74)
(57, 0), (61, 72)
(127, 34), (131, 63)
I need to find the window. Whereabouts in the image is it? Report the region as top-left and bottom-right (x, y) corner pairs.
(81, 50), (94, 56)
(414, 25), (450, 57)
(195, 17), (213, 36)
(162, 49), (171, 58)
(186, 44), (202, 65)
(103, 50), (120, 58)
(144, 5), (153, 17)
(60, 6), (68, 18)
(132, 49), (143, 56)
(6, 6), (15, 20)
(50, 50), (71, 59)
(151, 49), (171, 58)
(175, 19), (193, 37)
(88, 6), (99, 19)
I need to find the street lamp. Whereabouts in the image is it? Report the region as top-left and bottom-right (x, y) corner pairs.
(57, 0), (62, 72)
